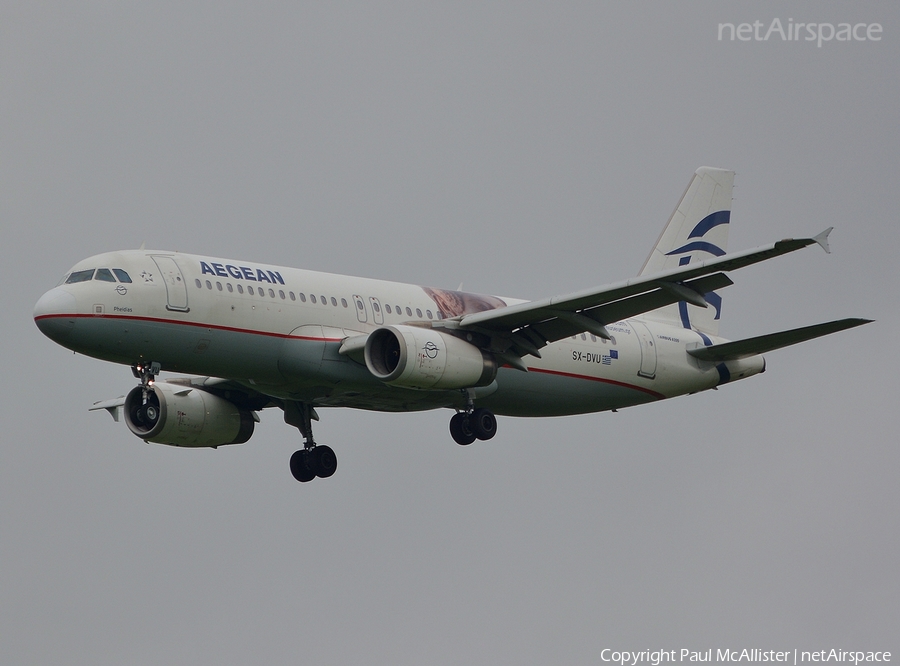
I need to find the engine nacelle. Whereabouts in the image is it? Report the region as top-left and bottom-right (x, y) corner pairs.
(124, 381), (255, 448)
(364, 325), (497, 390)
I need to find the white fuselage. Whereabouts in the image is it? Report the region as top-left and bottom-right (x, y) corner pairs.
(34, 249), (765, 417)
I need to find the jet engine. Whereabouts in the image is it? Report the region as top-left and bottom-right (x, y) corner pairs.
(124, 381), (255, 448)
(364, 325), (497, 390)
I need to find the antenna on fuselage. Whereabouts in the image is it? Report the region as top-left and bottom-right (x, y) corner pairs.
(139, 241), (146, 250)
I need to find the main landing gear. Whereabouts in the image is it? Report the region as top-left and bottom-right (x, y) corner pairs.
(284, 402), (337, 483)
(449, 390), (497, 445)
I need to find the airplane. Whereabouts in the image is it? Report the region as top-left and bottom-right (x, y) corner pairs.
(33, 167), (871, 483)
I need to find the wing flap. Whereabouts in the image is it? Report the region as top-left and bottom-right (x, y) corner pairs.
(686, 318), (872, 362)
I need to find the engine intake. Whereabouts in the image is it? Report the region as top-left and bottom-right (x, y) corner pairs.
(124, 381), (255, 448)
(364, 325), (497, 390)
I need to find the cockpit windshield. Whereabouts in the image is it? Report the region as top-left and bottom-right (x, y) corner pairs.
(64, 268), (133, 284)
(65, 269), (94, 284)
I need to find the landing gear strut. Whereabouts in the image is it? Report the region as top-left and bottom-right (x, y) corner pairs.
(449, 390), (497, 445)
(284, 401), (337, 483)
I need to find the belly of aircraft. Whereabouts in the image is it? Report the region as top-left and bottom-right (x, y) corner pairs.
(62, 315), (671, 417)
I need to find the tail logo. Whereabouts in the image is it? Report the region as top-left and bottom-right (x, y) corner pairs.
(665, 210), (730, 259)
(664, 210), (730, 328)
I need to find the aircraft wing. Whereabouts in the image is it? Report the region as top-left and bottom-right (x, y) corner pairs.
(89, 396), (127, 421)
(686, 318), (872, 362)
(453, 229), (833, 358)
(89, 376), (274, 421)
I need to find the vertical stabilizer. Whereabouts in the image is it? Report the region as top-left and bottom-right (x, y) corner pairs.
(638, 167), (734, 336)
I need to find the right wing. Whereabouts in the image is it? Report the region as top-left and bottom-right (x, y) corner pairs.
(449, 229), (835, 359)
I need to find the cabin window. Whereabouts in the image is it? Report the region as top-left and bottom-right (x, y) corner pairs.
(341, 298), (348, 308)
(416, 308), (422, 318)
(356, 300), (364, 310)
(206, 280), (212, 290)
(66, 269), (94, 284)
(216, 282), (223, 291)
(385, 304), (392, 314)
(406, 307), (412, 316)
(268, 288), (275, 298)
(426, 310), (433, 319)
(289, 292), (296, 301)
(112, 269), (132, 283)
(247, 286), (254, 295)
(279, 290), (285, 299)
(195, 279), (202, 288)
(373, 301), (381, 313)
(299, 293), (307, 303)
(320, 295), (326, 304)
(227, 283), (233, 293)
(311, 295), (317, 304)
(237, 284), (244, 294)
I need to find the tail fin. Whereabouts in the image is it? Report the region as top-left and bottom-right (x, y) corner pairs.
(638, 167), (735, 336)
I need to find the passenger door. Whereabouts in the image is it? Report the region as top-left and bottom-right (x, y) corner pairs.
(631, 320), (657, 379)
(151, 256), (189, 312)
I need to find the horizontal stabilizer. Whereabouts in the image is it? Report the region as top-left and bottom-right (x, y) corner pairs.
(687, 318), (872, 362)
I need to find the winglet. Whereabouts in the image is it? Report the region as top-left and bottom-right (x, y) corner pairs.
(813, 227), (833, 254)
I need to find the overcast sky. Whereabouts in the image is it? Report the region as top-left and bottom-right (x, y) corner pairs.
(2, 2), (898, 664)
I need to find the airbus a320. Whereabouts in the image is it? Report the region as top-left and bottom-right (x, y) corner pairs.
(33, 168), (871, 482)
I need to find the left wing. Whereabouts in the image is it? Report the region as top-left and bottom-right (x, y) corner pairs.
(448, 229), (833, 360)
(90, 376), (274, 421)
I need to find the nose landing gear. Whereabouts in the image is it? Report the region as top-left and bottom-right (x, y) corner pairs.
(132, 361), (161, 387)
(129, 361), (162, 429)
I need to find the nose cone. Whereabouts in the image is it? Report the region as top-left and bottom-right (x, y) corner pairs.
(34, 288), (78, 342)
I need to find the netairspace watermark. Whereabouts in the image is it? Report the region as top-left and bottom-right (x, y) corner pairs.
(600, 650), (891, 666)
(718, 19), (883, 47)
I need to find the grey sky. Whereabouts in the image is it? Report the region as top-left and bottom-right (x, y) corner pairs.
(2, 2), (897, 663)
